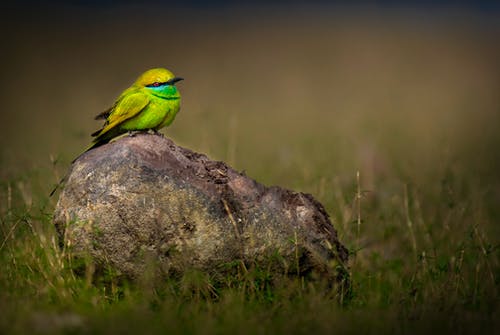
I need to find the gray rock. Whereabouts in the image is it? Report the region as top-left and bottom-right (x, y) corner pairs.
(53, 134), (348, 286)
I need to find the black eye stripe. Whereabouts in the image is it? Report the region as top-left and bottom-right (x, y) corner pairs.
(146, 77), (182, 87)
(146, 82), (166, 88)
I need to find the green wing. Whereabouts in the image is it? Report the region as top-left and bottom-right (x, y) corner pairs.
(94, 91), (150, 138)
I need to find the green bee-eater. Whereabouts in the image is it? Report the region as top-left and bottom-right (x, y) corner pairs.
(87, 67), (183, 153)
(50, 68), (183, 196)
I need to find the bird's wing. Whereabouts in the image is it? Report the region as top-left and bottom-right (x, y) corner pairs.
(94, 86), (136, 120)
(97, 92), (150, 136)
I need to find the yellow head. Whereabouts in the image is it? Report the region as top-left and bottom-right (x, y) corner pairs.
(134, 68), (183, 88)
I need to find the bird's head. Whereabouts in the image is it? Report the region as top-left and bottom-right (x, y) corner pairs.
(135, 68), (183, 98)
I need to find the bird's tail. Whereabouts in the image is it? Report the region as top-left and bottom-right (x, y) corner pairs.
(71, 138), (110, 163)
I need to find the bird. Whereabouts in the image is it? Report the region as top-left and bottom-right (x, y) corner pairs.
(50, 68), (183, 196)
(85, 67), (183, 155)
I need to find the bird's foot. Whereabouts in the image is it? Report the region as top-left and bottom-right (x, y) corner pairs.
(127, 130), (143, 137)
(152, 129), (164, 137)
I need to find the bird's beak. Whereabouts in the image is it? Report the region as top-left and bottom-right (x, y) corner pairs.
(168, 77), (184, 85)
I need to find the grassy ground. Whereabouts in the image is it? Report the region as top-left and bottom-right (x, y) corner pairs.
(1, 6), (499, 334)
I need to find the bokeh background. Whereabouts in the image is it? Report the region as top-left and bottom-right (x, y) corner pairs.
(1, 1), (499, 186)
(2, 0), (500, 255)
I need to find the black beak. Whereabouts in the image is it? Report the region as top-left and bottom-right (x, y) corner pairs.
(168, 77), (184, 85)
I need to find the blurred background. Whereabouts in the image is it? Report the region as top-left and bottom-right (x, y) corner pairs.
(1, 0), (499, 226)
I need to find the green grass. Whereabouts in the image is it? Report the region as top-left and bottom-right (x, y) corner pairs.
(1, 169), (498, 334)
(1, 7), (500, 334)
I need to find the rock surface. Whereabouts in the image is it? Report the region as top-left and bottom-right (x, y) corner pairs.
(53, 134), (348, 285)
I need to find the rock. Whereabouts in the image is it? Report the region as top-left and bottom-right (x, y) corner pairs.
(53, 133), (348, 287)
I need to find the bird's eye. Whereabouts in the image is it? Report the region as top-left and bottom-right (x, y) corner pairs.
(151, 82), (161, 87)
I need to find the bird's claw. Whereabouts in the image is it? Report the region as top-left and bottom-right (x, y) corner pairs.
(128, 130), (142, 137)
(152, 129), (164, 137)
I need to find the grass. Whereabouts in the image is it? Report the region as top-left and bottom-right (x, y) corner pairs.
(1, 6), (500, 334)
